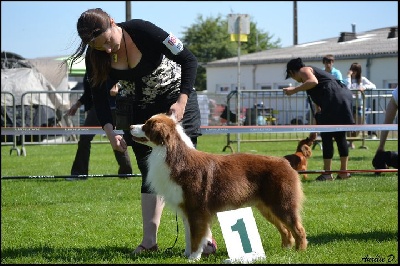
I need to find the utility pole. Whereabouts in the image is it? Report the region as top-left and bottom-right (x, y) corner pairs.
(293, 1), (298, 45)
(125, 1), (131, 21)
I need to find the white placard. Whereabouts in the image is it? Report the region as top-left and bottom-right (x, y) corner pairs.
(217, 207), (266, 263)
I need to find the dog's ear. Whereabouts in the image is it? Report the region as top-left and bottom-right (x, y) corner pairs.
(308, 132), (317, 142)
(143, 115), (178, 146)
(301, 145), (312, 158)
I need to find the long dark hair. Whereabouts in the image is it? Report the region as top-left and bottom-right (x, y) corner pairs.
(349, 63), (362, 85)
(66, 8), (112, 87)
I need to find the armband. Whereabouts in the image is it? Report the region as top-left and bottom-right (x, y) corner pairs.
(163, 33), (184, 55)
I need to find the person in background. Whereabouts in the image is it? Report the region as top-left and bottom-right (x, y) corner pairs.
(283, 58), (354, 181)
(66, 71), (133, 180)
(345, 63), (377, 149)
(323, 54), (344, 83)
(307, 54), (345, 143)
(372, 86), (398, 173)
(67, 8), (217, 256)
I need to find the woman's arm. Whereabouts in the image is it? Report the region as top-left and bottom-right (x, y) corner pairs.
(361, 77), (376, 90)
(377, 96), (398, 151)
(284, 67), (318, 96)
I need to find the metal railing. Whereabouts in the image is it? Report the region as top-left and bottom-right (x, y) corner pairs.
(217, 88), (397, 152)
(2, 89), (397, 155)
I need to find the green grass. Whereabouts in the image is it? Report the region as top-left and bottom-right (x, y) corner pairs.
(1, 135), (398, 264)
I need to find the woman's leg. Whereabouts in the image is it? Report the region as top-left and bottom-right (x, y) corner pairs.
(335, 131), (351, 179)
(317, 132), (334, 181)
(134, 193), (165, 252)
(130, 142), (164, 253)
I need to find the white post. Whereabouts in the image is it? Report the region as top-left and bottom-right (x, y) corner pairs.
(237, 17), (241, 152)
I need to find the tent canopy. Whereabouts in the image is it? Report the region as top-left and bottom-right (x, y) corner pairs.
(1, 51), (71, 129)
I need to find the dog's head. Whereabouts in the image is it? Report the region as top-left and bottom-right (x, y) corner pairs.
(296, 136), (314, 151)
(130, 113), (176, 147)
(130, 113), (195, 148)
(299, 144), (312, 158)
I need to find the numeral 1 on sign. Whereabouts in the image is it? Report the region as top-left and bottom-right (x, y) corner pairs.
(231, 218), (252, 253)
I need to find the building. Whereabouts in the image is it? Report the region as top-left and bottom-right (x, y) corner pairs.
(205, 26), (398, 93)
(204, 26), (398, 125)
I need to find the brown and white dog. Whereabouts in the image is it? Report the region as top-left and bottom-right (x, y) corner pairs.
(130, 114), (307, 260)
(284, 137), (315, 180)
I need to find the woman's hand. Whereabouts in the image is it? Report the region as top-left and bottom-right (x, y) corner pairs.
(282, 86), (297, 96)
(67, 102), (81, 116)
(169, 93), (188, 121)
(110, 134), (127, 152)
(347, 70), (353, 77)
(109, 83), (119, 96)
(103, 123), (127, 152)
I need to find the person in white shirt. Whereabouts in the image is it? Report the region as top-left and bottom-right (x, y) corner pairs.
(345, 62), (376, 148)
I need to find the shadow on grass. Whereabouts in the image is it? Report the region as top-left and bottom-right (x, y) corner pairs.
(1, 245), (227, 263)
(1, 245), (131, 261)
(307, 230), (398, 245)
(1, 245), (225, 262)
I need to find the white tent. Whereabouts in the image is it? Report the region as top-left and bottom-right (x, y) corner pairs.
(1, 51), (70, 128)
(1, 68), (68, 110)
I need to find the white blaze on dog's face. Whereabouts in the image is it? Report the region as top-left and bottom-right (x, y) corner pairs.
(129, 123), (150, 145)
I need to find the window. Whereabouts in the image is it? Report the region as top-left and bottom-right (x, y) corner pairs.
(216, 84), (231, 94)
(257, 83), (272, 90)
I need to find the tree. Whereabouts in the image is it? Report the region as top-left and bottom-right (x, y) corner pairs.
(181, 14), (281, 91)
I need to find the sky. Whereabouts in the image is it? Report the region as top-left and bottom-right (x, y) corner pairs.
(1, 1), (398, 59)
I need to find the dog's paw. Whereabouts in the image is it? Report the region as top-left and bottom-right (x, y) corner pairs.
(184, 249), (191, 258)
(188, 252), (202, 261)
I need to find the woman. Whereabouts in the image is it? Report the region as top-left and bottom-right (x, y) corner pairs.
(283, 58), (354, 181)
(372, 86), (398, 172)
(345, 63), (377, 148)
(67, 8), (216, 255)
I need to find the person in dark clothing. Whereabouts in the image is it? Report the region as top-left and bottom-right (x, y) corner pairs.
(66, 72), (132, 180)
(372, 86), (398, 173)
(67, 8), (216, 256)
(283, 58), (354, 181)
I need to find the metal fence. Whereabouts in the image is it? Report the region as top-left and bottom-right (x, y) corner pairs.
(197, 88), (398, 152)
(1, 90), (109, 156)
(2, 88), (398, 155)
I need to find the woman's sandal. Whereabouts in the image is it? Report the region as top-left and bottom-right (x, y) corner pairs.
(131, 244), (159, 255)
(336, 174), (351, 180)
(316, 174), (333, 181)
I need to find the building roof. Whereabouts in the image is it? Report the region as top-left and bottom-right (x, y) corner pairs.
(206, 26), (398, 67)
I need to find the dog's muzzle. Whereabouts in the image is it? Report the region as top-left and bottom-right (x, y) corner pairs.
(129, 124), (148, 142)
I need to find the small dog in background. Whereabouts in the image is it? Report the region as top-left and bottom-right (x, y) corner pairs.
(284, 134), (316, 180)
(372, 150), (398, 175)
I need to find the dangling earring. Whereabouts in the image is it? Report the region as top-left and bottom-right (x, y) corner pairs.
(112, 54), (118, 63)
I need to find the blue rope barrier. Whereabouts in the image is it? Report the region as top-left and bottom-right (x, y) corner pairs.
(1, 124), (398, 135)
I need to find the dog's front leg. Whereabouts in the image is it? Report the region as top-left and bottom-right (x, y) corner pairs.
(187, 218), (210, 261)
(182, 216), (191, 258)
